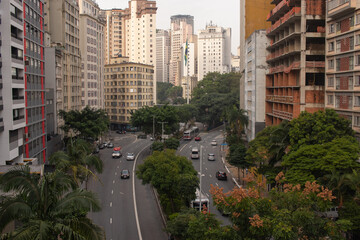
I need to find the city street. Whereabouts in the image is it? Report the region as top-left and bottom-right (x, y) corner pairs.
(178, 128), (235, 225)
(88, 133), (168, 240)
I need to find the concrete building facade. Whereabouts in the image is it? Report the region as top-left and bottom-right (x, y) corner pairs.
(266, 0), (326, 126)
(0, 0), (26, 165)
(156, 29), (170, 83)
(44, 0), (82, 111)
(197, 24), (232, 81)
(244, 30), (268, 141)
(79, 0), (105, 109)
(24, 0), (46, 163)
(169, 15), (194, 86)
(239, 0), (273, 109)
(326, 0), (360, 139)
(104, 57), (154, 130)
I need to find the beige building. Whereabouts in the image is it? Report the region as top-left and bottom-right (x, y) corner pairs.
(44, 0), (82, 111)
(100, 9), (126, 64)
(79, 0), (105, 109)
(170, 15), (194, 86)
(156, 29), (171, 83)
(326, 0), (360, 140)
(104, 58), (154, 130)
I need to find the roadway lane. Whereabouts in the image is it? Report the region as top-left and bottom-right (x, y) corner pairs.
(178, 129), (234, 225)
(88, 134), (168, 240)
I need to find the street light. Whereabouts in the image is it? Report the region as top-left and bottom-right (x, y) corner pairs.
(199, 145), (203, 212)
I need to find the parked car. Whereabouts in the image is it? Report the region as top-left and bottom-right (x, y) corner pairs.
(216, 171), (227, 180)
(121, 169), (130, 179)
(116, 130), (122, 134)
(93, 146), (100, 154)
(195, 136), (201, 141)
(137, 134), (147, 139)
(217, 205), (230, 216)
(99, 143), (106, 149)
(107, 142), (114, 148)
(208, 153), (215, 161)
(211, 140), (217, 146)
(126, 152), (135, 161)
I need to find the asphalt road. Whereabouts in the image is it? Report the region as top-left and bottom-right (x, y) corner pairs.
(178, 129), (235, 226)
(88, 133), (168, 240)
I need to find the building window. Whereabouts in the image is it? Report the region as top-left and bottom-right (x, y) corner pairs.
(328, 76), (334, 87)
(356, 34), (360, 45)
(327, 95), (334, 105)
(336, 77), (340, 89)
(355, 96), (360, 106)
(336, 21), (341, 32)
(355, 116), (360, 127)
(329, 24), (335, 33)
(336, 58), (340, 71)
(328, 59), (334, 69)
(356, 55), (360, 65)
(355, 75), (360, 86)
(350, 56), (354, 70)
(350, 16), (355, 27)
(336, 40), (341, 52)
(328, 42), (334, 52)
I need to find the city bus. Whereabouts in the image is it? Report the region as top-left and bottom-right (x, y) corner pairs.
(190, 188), (209, 211)
(183, 126), (199, 140)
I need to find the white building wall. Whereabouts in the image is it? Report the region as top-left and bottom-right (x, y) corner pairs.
(244, 30), (268, 142)
(197, 24), (231, 81)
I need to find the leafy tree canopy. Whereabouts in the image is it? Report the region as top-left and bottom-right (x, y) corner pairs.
(59, 106), (109, 140)
(164, 137), (180, 150)
(157, 82), (173, 104)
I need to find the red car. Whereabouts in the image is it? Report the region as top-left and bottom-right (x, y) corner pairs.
(195, 136), (201, 141)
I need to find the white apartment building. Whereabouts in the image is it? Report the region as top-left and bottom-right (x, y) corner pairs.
(0, 0), (26, 164)
(79, 0), (105, 109)
(198, 23), (231, 81)
(244, 30), (268, 141)
(169, 15), (194, 86)
(156, 29), (170, 83)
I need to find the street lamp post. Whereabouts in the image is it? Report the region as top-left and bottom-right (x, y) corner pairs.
(159, 121), (168, 142)
(199, 145), (203, 212)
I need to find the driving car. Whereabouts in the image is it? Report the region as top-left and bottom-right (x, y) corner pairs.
(120, 169), (130, 179)
(195, 136), (201, 141)
(107, 142), (114, 148)
(112, 150), (122, 158)
(126, 152), (135, 161)
(216, 171), (227, 180)
(211, 140), (217, 146)
(208, 153), (215, 161)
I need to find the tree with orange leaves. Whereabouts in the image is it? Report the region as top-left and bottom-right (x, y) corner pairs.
(210, 170), (352, 240)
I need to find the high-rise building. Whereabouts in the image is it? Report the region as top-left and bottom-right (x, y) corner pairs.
(79, 0), (105, 109)
(265, 0), (326, 126)
(100, 9), (126, 64)
(169, 15), (194, 86)
(244, 30), (268, 141)
(104, 57), (154, 130)
(44, 0), (82, 111)
(239, 0), (273, 109)
(197, 23), (231, 81)
(0, 0), (26, 165)
(156, 29), (170, 83)
(326, 0), (360, 140)
(24, 0), (46, 163)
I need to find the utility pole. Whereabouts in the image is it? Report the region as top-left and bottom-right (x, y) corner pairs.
(199, 145), (203, 212)
(159, 122), (168, 142)
(153, 116), (155, 139)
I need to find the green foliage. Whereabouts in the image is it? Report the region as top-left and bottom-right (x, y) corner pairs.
(166, 86), (183, 102)
(157, 82), (173, 104)
(59, 106), (109, 140)
(289, 109), (354, 151)
(130, 105), (180, 136)
(49, 138), (103, 184)
(136, 150), (199, 214)
(191, 72), (241, 128)
(282, 136), (360, 185)
(164, 137), (180, 150)
(175, 104), (198, 124)
(228, 143), (251, 169)
(151, 141), (164, 152)
(0, 167), (104, 239)
(223, 105), (248, 142)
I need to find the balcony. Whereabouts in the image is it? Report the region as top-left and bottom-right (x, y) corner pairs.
(267, 7), (301, 35)
(266, 95), (294, 103)
(328, 0), (355, 19)
(13, 115), (25, 126)
(12, 75), (24, 85)
(270, 109), (293, 121)
(13, 96), (25, 105)
(268, 61), (300, 74)
(267, 0), (296, 22)
(0, 96), (3, 110)
(0, 118), (4, 132)
(266, 44), (301, 62)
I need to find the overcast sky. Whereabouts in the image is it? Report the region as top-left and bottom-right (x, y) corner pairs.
(96, 0), (240, 54)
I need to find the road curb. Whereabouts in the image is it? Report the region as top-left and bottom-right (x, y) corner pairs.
(151, 186), (169, 237)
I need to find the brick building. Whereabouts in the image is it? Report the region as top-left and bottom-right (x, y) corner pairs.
(326, 0), (360, 139)
(266, 0), (326, 125)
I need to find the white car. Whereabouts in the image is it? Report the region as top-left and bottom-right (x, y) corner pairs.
(211, 140), (217, 146)
(208, 153), (215, 161)
(112, 150), (122, 158)
(126, 152), (135, 161)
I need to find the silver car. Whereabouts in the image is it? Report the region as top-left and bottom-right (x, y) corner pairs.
(126, 152), (135, 161)
(211, 140), (217, 146)
(208, 153), (215, 161)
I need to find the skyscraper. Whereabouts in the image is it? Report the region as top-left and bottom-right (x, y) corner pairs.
(170, 15), (194, 86)
(197, 24), (231, 81)
(156, 29), (170, 83)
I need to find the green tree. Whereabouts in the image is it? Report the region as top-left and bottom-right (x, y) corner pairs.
(151, 141), (164, 152)
(0, 167), (104, 239)
(227, 143), (251, 182)
(59, 106), (109, 140)
(157, 82), (173, 103)
(289, 109), (354, 151)
(49, 138), (103, 185)
(223, 105), (248, 144)
(137, 150), (199, 214)
(164, 137), (180, 150)
(175, 104), (198, 124)
(282, 136), (360, 185)
(166, 86), (183, 102)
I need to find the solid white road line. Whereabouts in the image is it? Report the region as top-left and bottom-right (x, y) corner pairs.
(233, 178), (241, 188)
(110, 202), (112, 207)
(225, 166), (230, 173)
(209, 174), (212, 178)
(110, 218), (112, 224)
(215, 182), (219, 186)
(111, 190), (114, 195)
(113, 180), (115, 184)
(115, 172), (117, 176)
(133, 144), (151, 240)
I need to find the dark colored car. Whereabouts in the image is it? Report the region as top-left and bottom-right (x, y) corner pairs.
(99, 143), (106, 149)
(137, 134), (147, 139)
(195, 136), (201, 141)
(116, 130), (122, 134)
(216, 171), (227, 180)
(121, 169), (130, 179)
(93, 146), (100, 154)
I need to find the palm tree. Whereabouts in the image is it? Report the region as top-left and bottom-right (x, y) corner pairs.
(323, 171), (354, 208)
(0, 166), (105, 239)
(268, 120), (290, 166)
(224, 105), (248, 140)
(50, 138), (103, 185)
